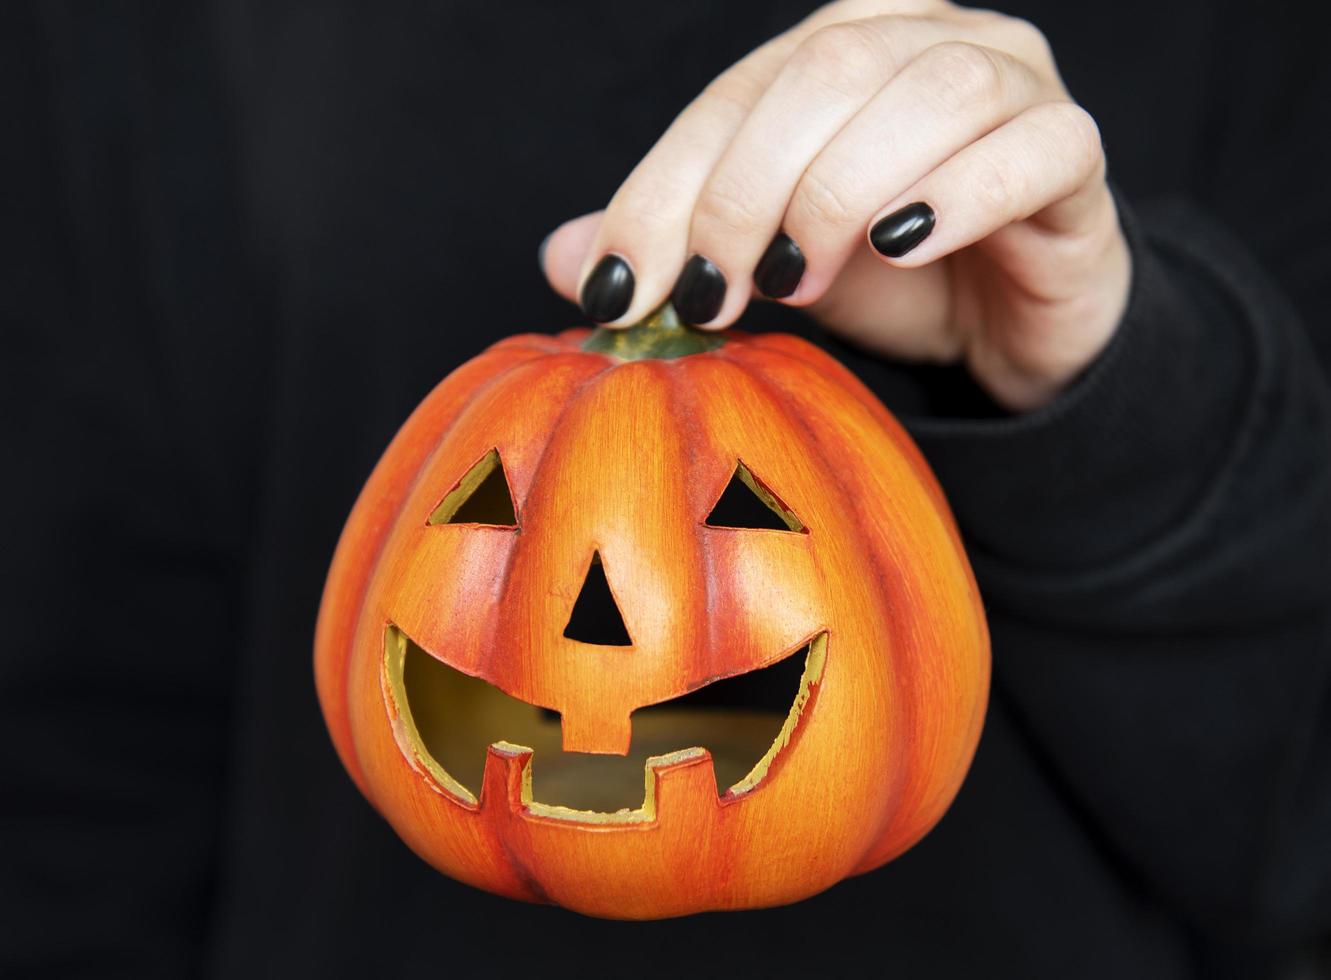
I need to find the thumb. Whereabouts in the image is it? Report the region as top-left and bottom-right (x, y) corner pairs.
(539, 211), (604, 306)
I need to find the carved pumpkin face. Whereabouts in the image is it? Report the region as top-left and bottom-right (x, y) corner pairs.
(315, 318), (989, 919)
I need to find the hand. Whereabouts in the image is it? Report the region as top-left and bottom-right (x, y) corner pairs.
(540, 0), (1131, 411)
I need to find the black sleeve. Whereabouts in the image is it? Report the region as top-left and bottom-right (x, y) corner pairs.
(882, 189), (1331, 937)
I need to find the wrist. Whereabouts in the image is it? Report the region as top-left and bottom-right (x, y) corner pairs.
(899, 189), (1256, 572)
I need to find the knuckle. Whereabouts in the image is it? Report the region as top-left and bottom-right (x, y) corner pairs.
(793, 164), (862, 228)
(969, 151), (1023, 214)
(963, 9), (1054, 66)
(611, 175), (687, 234)
(701, 69), (765, 121)
(695, 172), (765, 235)
(998, 16), (1054, 65)
(1056, 103), (1104, 163)
(958, 7), (1012, 32)
(789, 22), (887, 98)
(1027, 102), (1102, 182)
(919, 41), (1007, 113)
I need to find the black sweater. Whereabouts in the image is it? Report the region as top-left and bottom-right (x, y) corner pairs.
(2, 1), (1328, 977)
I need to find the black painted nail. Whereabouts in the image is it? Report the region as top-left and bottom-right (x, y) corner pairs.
(754, 233), (805, 299)
(671, 254), (727, 325)
(580, 254), (635, 323)
(870, 202), (935, 258)
(537, 231), (552, 273)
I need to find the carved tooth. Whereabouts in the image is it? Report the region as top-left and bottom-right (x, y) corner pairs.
(480, 741), (533, 813)
(644, 748), (717, 820)
(559, 711), (633, 756)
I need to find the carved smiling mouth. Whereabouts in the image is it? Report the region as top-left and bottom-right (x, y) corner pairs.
(383, 624), (828, 818)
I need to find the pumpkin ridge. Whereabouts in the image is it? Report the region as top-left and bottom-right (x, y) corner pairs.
(658, 357), (722, 693)
(438, 351), (618, 691)
(735, 347), (985, 868)
(660, 353), (827, 695)
(722, 350), (911, 856)
(320, 343), (550, 786)
(718, 337), (897, 435)
(479, 353), (619, 690)
(351, 348), (592, 758)
(344, 351), (543, 750)
(486, 332), (574, 355)
(650, 356), (820, 699)
(728, 341), (962, 543)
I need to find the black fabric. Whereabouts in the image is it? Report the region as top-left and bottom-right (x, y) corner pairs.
(2, 1), (1329, 978)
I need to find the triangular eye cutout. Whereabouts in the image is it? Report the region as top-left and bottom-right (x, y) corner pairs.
(427, 449), (518, 526)
(563, 552), (632, 646)
(705, 461), (804, 532)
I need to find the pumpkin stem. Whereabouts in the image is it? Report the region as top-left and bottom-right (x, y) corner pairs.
(581, 302), (724, 361)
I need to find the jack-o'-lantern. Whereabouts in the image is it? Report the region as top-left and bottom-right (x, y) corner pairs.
(314, 305), (989, 919)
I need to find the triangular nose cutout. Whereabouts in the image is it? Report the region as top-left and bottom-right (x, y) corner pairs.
(563, 552), (632, 646)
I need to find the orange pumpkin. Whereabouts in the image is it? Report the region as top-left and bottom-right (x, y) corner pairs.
(314, 306), (989, 919)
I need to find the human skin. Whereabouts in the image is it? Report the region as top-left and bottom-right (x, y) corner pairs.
(540, 0), (1131, 412)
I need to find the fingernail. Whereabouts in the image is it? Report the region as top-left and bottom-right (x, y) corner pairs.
(671, 254), (727, 325)
(754, 233), (805, 299)
(580, 254), (635, 323)
(537, 231), (553, 273)
(870, 202), (935, 258)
